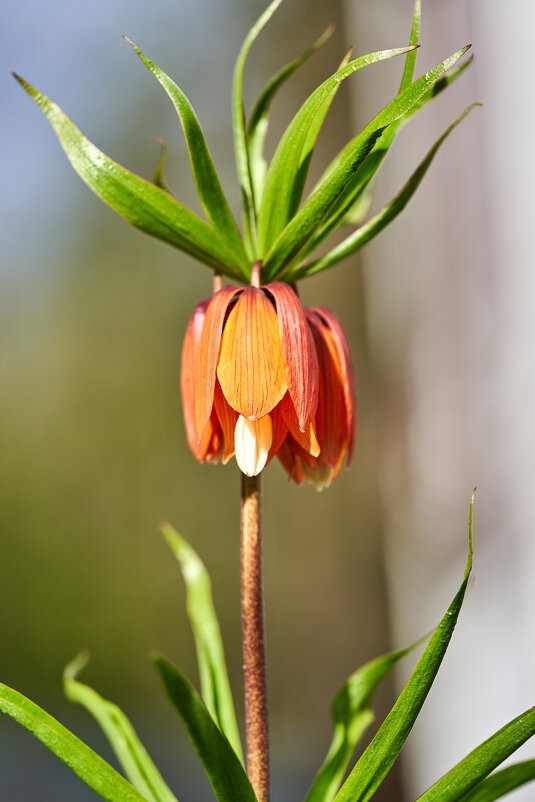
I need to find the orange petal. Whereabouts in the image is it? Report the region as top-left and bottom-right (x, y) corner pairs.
(195, 285), (242, 441)
(217, 288), (287, 420)
(306, 310), (352, 470)
(277, 439), (304, 485)
(213, 381), (238, 464)
(267, 282), (319, 431)
(278, 392), (320, 457)
(266, 404), (289, 465)
(310, 307), (356, 466)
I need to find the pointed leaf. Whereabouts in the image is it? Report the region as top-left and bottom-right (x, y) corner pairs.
(263, 44), (471, 279)
(160, 523), (243, 763)
(125, 39), (249, 277)
(257, 45), (416, 256)
(233, 0), (284, 257)
(399, 0), (421, 93)
(63, 653), (178, 802)
(14, 75), (240, 279)
(294, 103), (479, 279)
(416, 711), (535, 801)
(247, 24), (334, 210)
(459, 760), (535, 802)
(333, 491), (475, 802)
(305, 638), (425, 802)
(0, 682), (149, 802)
(153, 656), (258, 802)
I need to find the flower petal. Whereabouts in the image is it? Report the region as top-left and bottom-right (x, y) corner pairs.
(306, 309), (354, 470)
(266, 282), (319, 431)
(213, 381), (238, 464)
(277, 439), (304, 485)
(195, 285), (242, 440)
(311, 307), (356, 465)
(266, 404), (289, 465)
(217, 288), (287, 420)
(234, 414), (273, 476)
(278, 392), (320, 457)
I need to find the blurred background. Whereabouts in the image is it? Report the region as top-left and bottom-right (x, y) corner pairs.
(2, 0), (534, 799)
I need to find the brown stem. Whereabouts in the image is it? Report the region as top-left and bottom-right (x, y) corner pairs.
(241, 473), (269, 802)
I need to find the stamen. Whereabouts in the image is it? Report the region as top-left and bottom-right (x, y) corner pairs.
(235, 414), (273, 476)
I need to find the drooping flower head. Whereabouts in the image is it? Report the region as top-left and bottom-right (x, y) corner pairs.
(181, 272), (356, 488)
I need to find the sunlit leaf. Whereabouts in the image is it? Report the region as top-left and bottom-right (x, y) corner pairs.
(305, 637), (425, 802)
(262, 44), (471, 280)
(247, 23), (334, 210)
(13, 75), (240, 279)
(459, 760), (535, 802)
(64, 653), (178, 802)
(0, 682), (149, 802)
(257, 45), (416, 256)
(293, 103), (479, 279)
(332, 491), (475, 802)
(161, 523), (243, 763)
(125, 38), (249, 277)
(153, 656), (258, 802)
(232, 0), (284, 258)
(416, 714), (535, 801)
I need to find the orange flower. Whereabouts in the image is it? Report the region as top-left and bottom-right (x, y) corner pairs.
(180, 282), (356, 486)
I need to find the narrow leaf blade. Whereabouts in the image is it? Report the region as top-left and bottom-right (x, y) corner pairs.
(161, 523), (243, 764)
(232, 0), (284, 257)
(333, 491), (475, 802)
(126, 39), (248, 276)
(459, 760), (535, 802)
(257, 45), (415, 255)
(14, 75), (239, 278)
(247, 24), (334, 210)
(295, 103), (479, 279)
(263, 44), (471, 279)
(153, 656), (257, 802)
(306, 638), (425, 802)
(0, 682), (149, 802)
(64, 653), (178, 802)
(416, 713), (535, 801)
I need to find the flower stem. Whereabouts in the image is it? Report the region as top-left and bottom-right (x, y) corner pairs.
(241, 472), (269, 802)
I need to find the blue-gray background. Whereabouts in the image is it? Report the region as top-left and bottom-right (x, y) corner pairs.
(3, 1), (534, 800)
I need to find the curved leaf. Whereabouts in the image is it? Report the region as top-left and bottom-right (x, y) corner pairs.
(293, 103), (480, 279)
(256, 45), (416, 256)
(153, 656), (258, 802)
(262, 44), (471, 280)
(125, 38), (249, 277)
(64, 653), (178, 802)
(333, 491), (475, 802)
(0, 682), (149, 802)
(459, 760), (535, 802)
(161, 523), (243, 764)
(305, 637), (426, 802)
(232, 0), (284, 257)
(13, 74), (240, 279)
(247, 23), (334, 210)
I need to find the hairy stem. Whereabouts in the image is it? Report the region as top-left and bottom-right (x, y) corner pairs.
(241, 472), (269, 802)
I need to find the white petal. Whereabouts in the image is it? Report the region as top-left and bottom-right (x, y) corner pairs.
(234, 414), (273, 476)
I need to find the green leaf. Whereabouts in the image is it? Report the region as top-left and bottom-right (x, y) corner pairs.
(247, 23), (334, 211)
(232, 0), (284, 258)
(153, 656), (258, 802)
(399, 0), (421, 93)
(293, 102), (480, 279)
(459, 760), (535, 802)
(153, 138), (171, 194)
(0, 681), (149, 802)
(63, 653), (178, 802)
(305, 637), (426, 802)
(161, 523), (243, 764)
(416, 714), (535, 801)
(262, 44), (471, 280)
(125, 38), (249, 278)
(13, 74), (241, 280)
(332, 491), (475, 802)
(256, 45), (416, 256)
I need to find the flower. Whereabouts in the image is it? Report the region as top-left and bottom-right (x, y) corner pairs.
(180, 281), (356, 487)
